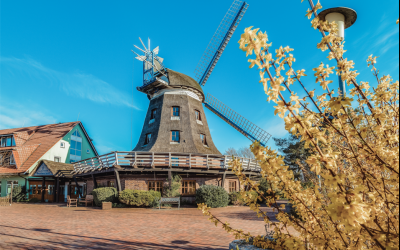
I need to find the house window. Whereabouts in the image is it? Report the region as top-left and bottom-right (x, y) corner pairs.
(30, 185), (36, 195)
(148, 181), (163, 193)
(54, 156), (61, 163)
(150, 109), (157, 120)
(70, 130), (82, 163)
(87, 149), (90, 154)
(195, 110), (202, 121)
(48, 185), (54, 195)
(145, 133), (152, 145)
(0, 135), (16, 147)
(37, 185), (42, 195)
(200, 134), (207, 146)
(172, 107), (180, 117)
(7, 181), (18, 195)
(181, 181), (196, 195)
(229, 181), (237, 193)
(107, 181), (115, 187)
(60, 142), (66, 148)
(171, 131), (180, 143)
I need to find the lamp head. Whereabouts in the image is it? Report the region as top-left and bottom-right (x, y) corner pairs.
(318, 7), (357, 39)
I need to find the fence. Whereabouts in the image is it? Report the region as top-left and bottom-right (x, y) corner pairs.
(0, 196), (11, 206)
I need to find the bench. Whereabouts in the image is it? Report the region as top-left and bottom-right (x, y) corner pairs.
(158, 197), (180, 209)
(79, 195), (94, 207)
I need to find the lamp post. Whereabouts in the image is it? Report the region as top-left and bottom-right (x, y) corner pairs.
(318, 7), (357, 96)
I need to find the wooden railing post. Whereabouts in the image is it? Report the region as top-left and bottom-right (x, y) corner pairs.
(169, 153), (172, 168)
(189, 154), (192, 169)
(115, 152), (119, 166)
(206, 155), (209, 170)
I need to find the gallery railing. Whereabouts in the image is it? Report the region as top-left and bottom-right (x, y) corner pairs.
(72, 152), (261, 174)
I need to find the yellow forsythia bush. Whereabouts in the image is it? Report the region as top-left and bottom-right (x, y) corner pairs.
(199, 0), (399, 249)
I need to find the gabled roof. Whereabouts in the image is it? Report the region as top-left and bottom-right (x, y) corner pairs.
(29, 160), (74, 178)
(0, 121), (96, 175)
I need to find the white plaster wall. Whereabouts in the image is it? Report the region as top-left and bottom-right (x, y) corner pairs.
(27, 139), (70, 173)
(151, 89), (201, 101)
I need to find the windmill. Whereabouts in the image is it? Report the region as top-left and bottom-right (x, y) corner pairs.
(132, 0), (271, 154)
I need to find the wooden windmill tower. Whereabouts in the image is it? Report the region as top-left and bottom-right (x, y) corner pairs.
(132, 0), (272, 155)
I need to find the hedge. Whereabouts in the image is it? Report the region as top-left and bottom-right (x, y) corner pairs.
(92, 187), (118, 206)
(119, 190), (161, 207)
(195, 185), (229, 208)
(12, 186), (28, 202)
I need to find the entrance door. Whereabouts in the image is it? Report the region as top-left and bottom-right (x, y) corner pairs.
(29, 180), (55, 202)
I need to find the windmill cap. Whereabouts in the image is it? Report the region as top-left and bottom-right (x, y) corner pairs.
(167, 69), (204, 97)
(318, 7), (357, 29)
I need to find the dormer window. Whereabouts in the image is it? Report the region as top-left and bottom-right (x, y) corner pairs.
(145, 133), (152, 145)
(0, 135), (16, 147)
(0, 151), (15, 166)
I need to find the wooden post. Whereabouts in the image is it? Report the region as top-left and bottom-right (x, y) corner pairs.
(168, 170), (172, 187)
(41, 177), (45, 202)
(68, 179), (72, 195)
(10, 183), (13, 205)
(222, 171), (226, 189)
(55, 177), (60, 203)
(92, 174), (98, 190)
(114, 169), (122, 192)
(53, 178), (57, 202)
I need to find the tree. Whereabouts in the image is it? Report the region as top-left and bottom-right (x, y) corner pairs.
(273, 135), (312, 181)
(224, 147), (255, 159)
(199, 1), (399, 249)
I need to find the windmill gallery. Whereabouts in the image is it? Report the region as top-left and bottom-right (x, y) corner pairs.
(55, 0), (271, 201)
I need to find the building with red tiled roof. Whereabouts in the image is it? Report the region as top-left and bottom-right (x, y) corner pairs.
(0, 122), (98, 198)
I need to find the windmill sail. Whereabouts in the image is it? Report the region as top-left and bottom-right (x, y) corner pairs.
(194, 0), (249, 86)
(204, 93), (272, 147)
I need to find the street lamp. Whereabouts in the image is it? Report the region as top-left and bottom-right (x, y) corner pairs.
(318, 7), (357, 96)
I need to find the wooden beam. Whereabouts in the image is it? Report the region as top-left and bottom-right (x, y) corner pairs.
(41, 177), (45, 202)
(114, 169), (122, 192)
(92, 174), (98, 189)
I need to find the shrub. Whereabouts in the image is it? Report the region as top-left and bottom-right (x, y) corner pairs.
(28, 198), (41, 203)
(195, 185), (229, 208)
(92, 187), (118, 206)
(119, 189), (161, 207)
(229, 191), (240, 205)
(12, 185), (28, 202)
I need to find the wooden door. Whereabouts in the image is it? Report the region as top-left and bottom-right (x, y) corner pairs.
(29, 180), (55, 202)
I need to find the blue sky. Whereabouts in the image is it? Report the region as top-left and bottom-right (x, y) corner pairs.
(1, 0), (399, 155)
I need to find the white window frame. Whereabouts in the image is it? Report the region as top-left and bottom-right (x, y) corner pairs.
(54, 156), (61, 162)
(60, 142), (65, 148)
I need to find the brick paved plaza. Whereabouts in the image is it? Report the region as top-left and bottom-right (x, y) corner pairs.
(0, 203), (298, 250)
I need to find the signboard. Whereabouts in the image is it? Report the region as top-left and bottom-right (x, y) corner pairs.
(33, 163), (53, 176)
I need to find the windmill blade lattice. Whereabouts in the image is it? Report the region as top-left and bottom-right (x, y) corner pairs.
(194, 0), (249, 86)
(204, 93), (272, 147)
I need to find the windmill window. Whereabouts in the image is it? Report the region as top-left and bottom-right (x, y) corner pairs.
(150, 109), (157, 120)
(172, 107), (180, 117)
(195, 110), (202, 121)
(200, 134), (207, 146)
(0, 135), (16, 147)
(171, 131), (180, 143)
(145, 133), (152, 145)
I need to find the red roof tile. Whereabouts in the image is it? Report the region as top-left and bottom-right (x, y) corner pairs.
(0, 122), (80, 175)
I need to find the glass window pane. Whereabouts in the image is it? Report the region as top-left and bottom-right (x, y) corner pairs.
(70, 149), (76, 155)
(11, 137), (16, 146)
(1, 138), (5, 147)
(73, 131), (76, 136)
(71, 140), (76, 149)
(76, 131), (81, 138)
(77, 142), (82, 150)
(6, 137), (11, 147)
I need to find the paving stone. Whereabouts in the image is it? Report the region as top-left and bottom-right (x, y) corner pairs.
(0, 204), (298, 249)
